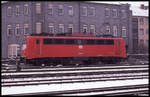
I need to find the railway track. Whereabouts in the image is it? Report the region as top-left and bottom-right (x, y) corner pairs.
(2, 64), (148, 96)
(2, 72), (148, 87)
(2, 65), (148, 79)
(2, 65), (148, 86)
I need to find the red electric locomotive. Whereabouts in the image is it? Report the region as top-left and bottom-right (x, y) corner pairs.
(21, 34), (126, 65)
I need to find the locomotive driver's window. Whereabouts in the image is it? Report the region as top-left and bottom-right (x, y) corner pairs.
(116, 40), (120, 45)
(36, 39), (40, 44)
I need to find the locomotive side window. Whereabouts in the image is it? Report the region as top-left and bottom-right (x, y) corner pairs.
(36, 39), (40, 44)
(54, 39), (64, 44)
(43, 39), (53, 44)
(77, 39), (86, 45)
(116, 40), (120, 45)
(65, 39), (75, 44)
(43, 38), (114, 45)
(96, 39), (114, 45)
(96, 39), (105, 45)
(105, 40), (114, 45)
(86, 39), (95, 45)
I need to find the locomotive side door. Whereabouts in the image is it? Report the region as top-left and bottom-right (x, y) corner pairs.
(35, 39), (41, 56)
(115, 40), (121, 55)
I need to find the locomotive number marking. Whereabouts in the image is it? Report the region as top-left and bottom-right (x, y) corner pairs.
(79, 45), (83, 49)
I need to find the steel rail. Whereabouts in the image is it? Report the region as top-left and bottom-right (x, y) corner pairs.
(2, 76), (148, 87)
(2, 64), (148, 73)
(2, 72), (148, 83)
(2, 67), (148, 76)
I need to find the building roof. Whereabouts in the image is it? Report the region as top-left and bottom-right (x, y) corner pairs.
(130, 5), (149, 17)
(90, 1), (149, 17)
(2, 1), (149, 17)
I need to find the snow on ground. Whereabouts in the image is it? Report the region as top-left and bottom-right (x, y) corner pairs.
(2, 78), (148, 95)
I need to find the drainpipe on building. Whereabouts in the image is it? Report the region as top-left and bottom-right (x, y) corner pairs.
(78, 2), (80, 34)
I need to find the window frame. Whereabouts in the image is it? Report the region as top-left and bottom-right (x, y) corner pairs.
(139, 28), (144, 35)
(112, 8), (117, 17)
(82, 25), (88, 34)
(7, 25), (12, 36)
(68, 6), (73, 16)
(90, 25), (95, 34)
(89, 7), (95, 16)
(68, 24), (73, 33)
(105, 8), (110, 17)
(58, 5), (64, 16)
(7, 6), (12, 16)
(48, 4), (53, 16)
(122, 26), (127, 37)
(82, 6), (87, 16)
(15, 24), (20, 36)
(58, 24), (64, 33)
(36, 3), (41, 14)
(24, 4), (29, 15)
(43, 38), (114, 45)
(16, 5), (20, 16)
(24, 24), (29, 35)
(106, 25), (110, 34)
(36, 22), (42, 34)
(48, 23), (54, 34)
(113, 25), (118, 37)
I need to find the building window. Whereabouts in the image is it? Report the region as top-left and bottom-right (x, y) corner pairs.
(113, 25), (118, 37)
(24, 4), (29, 15)
(139, 18), (144, 25)
(105, 8), (110, 17)
(8, 44), (20, 58)
(16, 5), (20, 16)
(7, 6), (12, 16)
(58, 24), (64, 33)
(15, 24), (21, 36)
(139, 39), (144, 45)
(146, 40), (148, 45)
(139, 28), (144, 35)
(89, 7), (95, 16)
(48, 23), (54, 34)
(146, 28), (149, 35)
(112, 9), (117, 17)
(7, 25), (12, 36)
(58, 5), (64, 16)
(90, 25), (95, 34)
(145, 18), (149, 25)
(122, 26), (127, 37)
(68, 24), (73, 33)
(82, 6), (87, 16)
(106, 25), (110, 34)
(24, 24), (29, 35)
(121, 9), (126, 18)
(36, 22), (42, 34)
(48, 4), (53, 16)
(82, 25), (88, 34)
(68, 6), (73, 16)
(36, 3), (41, 14)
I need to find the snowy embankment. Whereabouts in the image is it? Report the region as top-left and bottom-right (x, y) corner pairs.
(2, 78), (148, 95)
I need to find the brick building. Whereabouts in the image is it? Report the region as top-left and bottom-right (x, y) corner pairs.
(132, 4), (149, 53)
(2, 1), (133, 59)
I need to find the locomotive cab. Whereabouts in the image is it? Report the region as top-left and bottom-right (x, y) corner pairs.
(21, 37), (27, 58)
